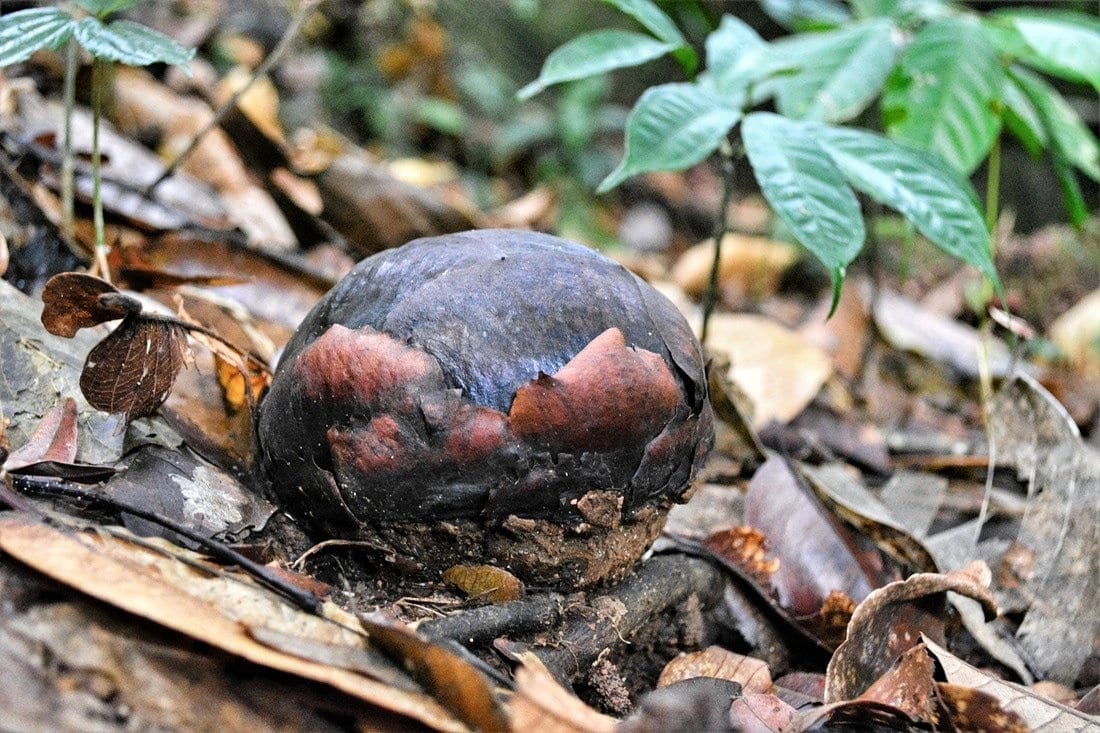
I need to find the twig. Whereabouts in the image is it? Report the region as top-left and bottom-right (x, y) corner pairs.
(418, 593), (566, 646)
(530, 554), (724, 683)
(144, 0), (320, 196)
(12, 477), (322, 613)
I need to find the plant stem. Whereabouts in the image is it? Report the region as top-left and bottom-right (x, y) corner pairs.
(701, 144), (737, 345)
(91, 57), (110, 283)
(60, 38), (77, 241)
(984, 134), (1001, 248)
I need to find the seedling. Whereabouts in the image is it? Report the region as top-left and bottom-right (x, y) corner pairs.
(523, 0), (1100, 318)
(0, 0), (194, 280)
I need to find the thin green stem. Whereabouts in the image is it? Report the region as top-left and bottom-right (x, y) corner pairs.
(61, 38), (77, 241)
(700, 144), (738, 345)
(984, 134), (1001, 248)
(91, 58), (110, 283)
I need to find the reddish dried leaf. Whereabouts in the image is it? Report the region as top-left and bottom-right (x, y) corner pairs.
(858, 644), (940, 724)
(938, 683), (1029, 733)
(658, 646), (773, 693)
(703, 526), (780, 590)
(796, 590), (856, 651)
(728, 691), (796, 733)
(80, 316), (189, 419)
(511, 660), (617, 733)
(40, 273), (139, 337)
(358, 614), (508, 732)
(441, 564), (524, 604)
(3, 397), (78, 469)
(824, 562), (996, 703)
(509, 327), (680, 452)
(744, 456), (879, 618)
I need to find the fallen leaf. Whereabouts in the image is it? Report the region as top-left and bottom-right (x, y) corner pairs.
(40, 272), (138, 338)
(857, 644), (939, 724)
(509, 660), (617, 733)
(2, 397), (78, 470)
(1049, 288), (1100, 376)
(824, 562), (996, 703)
(728, 690), (796, 733)
(0, 514), (470, 732)
(704, 314), (832, 427)
(670, 234), (797, 300)
(658, 646), (773, 693)
(442, 564), (525, 604)
(924, 636), (1100, 732)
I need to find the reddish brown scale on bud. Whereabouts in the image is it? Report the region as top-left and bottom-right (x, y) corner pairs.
(258, 229), (714, 587)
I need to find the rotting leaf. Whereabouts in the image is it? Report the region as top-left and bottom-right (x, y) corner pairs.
(2, 397), (78, 470)
(358, 614), (508, 732)
(0, 514), (470, 732)
(938, 684), (1029, 733)
(924, 635), (1100, 732)
(40, 272), (138, 337)
(79, 315), (189, 420)
(442, 564), (524, 604)
(858, 643), (939, 724)
(728, 690), (796, 732)
(824, 562), (996, 703)
(510, 659), (617, 733)
(657, 646), (773, 693)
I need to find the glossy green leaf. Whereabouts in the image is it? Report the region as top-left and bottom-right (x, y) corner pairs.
(992, 11), (1100, 91)
(849, 0), (900, 18)
(598, 83), (740, 192)
(518, 30), (676, 100)
(812, 123), (998, 285)
(758, 0), (850, 30)
(699, 14), (781, 99)
(882, 17), (1002, 174)
(1010, 66), (1100, 182)
(1000, 76), (1046, 157)
(603, 0), (684, 45)
(772, 19), (897, 123)
(1049, 145), (1089, 229)
(742, 112), (864, 294)
(73, 18), (194, 68)
(0, 8), (75, 66)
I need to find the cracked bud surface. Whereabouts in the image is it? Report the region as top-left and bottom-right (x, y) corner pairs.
(257, 229), (713, 587)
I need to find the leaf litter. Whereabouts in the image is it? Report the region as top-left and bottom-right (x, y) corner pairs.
(0, 5), (1098, 731)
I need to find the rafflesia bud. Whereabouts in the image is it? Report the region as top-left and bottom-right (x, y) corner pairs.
(258, 230), (713, 587)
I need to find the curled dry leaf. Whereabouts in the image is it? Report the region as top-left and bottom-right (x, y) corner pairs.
(358, 614), (508, 732)
(80, 316), (190, 420)
(728, 691), (796, 733)
(441, 564), (525, 604)
(510, 661), (617, 733)
(924, 636), (1100, 732)
(40, 272), (139, 338)
(658, 646), (773, 693)
(824, 562), (996, 703)
(2, 397), (78, 470)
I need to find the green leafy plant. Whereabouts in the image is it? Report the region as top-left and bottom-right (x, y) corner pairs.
(0, 0), (194, 279)
(522, 0), (1100, 313)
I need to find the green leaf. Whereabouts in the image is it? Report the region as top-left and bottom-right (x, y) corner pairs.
(772, 19), (898, 123)
(1000, 75), (1046, 157)
(882, 17), (1003, 174)
(758, 0), (850, 31)
(812, 123), (998, 285)
(518, 30), (676, 100)
(742, 112), (864, 294)
(74, 0), (143, 18)
(849, 0), (900, 18)
(602, 0), (684, 46)
(1010, 65), (1100, 182)
(991, 11), (1100, 91)
(601, 0), (697, 75)
(74, 18), (195, 69)
(0, 8), (75, 66)
(1049, 145), (1089, 229)
(598, 83), (740, 192)
(699, 14), (769, 96)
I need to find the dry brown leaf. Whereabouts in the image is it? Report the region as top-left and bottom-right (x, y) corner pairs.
(0, 515), (470, 732)
(824, 562), (996, 703)
(857, 644), (939, 724)
(658, 646), (773, 693)
(670, 234), (797, 300)
(1049, 288), (1100, 377)
(704, 313), (832, 428)
(728, 691), (796, 733)
(442, 564), (525, 604)
(509, 661), (617, 733)
(924, 636), (1100, 732)
(2, 397), (78, 470)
